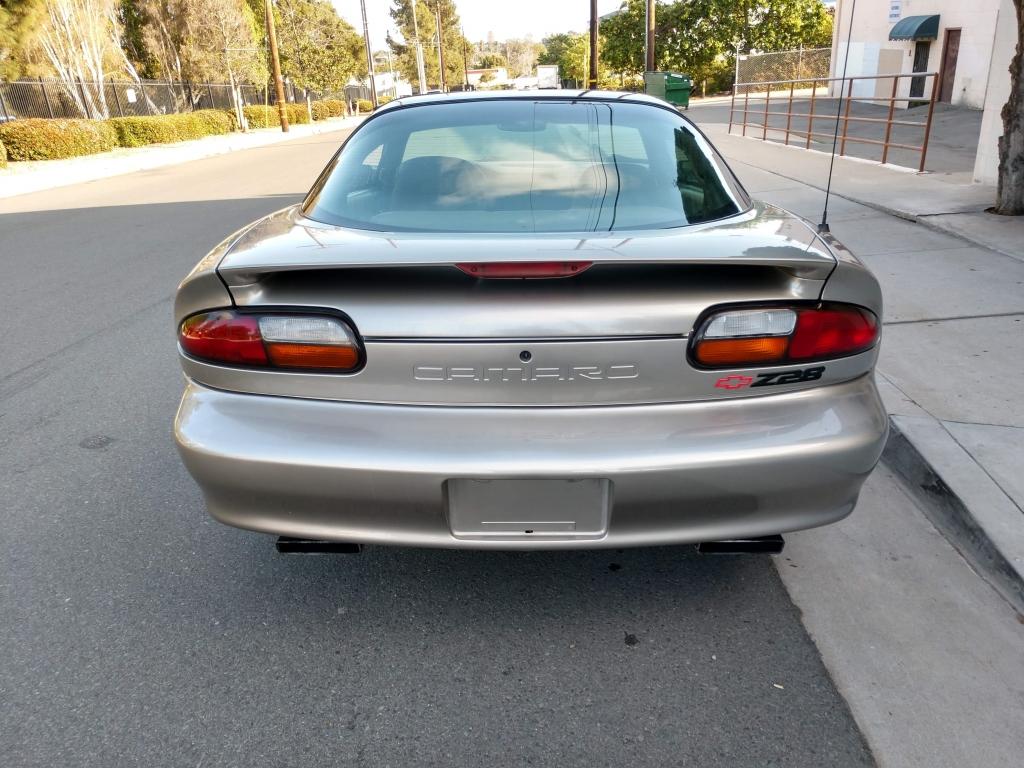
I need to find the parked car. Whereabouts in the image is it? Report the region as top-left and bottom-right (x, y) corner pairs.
(174, 91), (886, 552)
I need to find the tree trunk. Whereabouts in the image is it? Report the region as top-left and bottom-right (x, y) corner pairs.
(995, 0), (1024, 215)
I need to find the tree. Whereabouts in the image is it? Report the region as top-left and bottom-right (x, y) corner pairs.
(275, 0), (363, 93)
(0, 0), (49, 79)
(119, 0), (156, 78)
(387, 0), (468, 90)
(37, 0), (128, 117)
(502, 38), (543, 78)
(476, 52), (506, 70)
(721, 0), (832, 53)
(996, 0), (1023, 215)
(659, 0), (732, 95)
(177, 0), (263, 85)
(599, 0), (646, 77)
(596, 0), (833, 96)
(539, 31), (589, 85)
(137, 0), (188, 90)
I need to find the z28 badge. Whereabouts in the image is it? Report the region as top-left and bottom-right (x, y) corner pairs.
(715, 366), (825, 390)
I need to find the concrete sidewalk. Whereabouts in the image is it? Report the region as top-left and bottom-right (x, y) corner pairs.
(690, 105), (1024, 612)
(0, 116), (364, 199)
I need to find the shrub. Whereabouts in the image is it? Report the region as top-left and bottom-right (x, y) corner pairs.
(243, 103), (313, 128)
(107, 115), (182, 147)
(220, 109), (240, 131)
(311, 100), (331, 121)
(311, 99), (347, 121)
(0, 140), (6, 169)
(106, 111), (234, 148)
(0, 118), (117, 161)
(191, 109), (236, 136)
(284, 102), (310, 125)
(356, 99), (373, 114)
(242, 105), (278, 128)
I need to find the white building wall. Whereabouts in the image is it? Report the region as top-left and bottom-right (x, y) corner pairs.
(973, 0), (1017, 184)
(831, 0), (1001, 108)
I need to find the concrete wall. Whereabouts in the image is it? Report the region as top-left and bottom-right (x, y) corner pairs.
(973, 0), (1017, 184)
(831, 0), (1002, 108)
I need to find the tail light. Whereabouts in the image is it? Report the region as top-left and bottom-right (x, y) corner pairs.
(179, 310), (362, 372)
(691, 303), (878, 368)
(456, 261), (593, 278)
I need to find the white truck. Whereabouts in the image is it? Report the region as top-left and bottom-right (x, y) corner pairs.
(536, 65), (560, 89)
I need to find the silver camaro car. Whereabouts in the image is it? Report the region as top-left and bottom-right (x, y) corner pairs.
(174, 91), (886, 552)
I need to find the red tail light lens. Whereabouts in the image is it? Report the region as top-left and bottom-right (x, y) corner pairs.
(456, 261), (593, 278)
(788, 306), (878, 360)
(179, 311), (268, 366)
(179, 310), (362, 372)
(692, 303), (878, 368)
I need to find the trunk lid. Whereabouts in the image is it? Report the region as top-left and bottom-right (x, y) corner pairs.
(200, 204), (837, 406)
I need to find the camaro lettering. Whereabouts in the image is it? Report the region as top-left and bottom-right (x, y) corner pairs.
(414, 364), (639, 383)
(715, 366), (825, 390)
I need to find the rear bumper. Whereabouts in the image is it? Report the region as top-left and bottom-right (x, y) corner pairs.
(174, 376), (888, 549)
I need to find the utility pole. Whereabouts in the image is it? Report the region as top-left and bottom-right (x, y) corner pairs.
(264, 0), (289, 131)
(588, 0), (599, 89)
(461, 25), (470, 90)
(435, 3), (446, 92)
(645, 0), (656, 73)
(386, 48), (397, 100)
(412, 3), (428, 94)
(359, 0), (378, 107)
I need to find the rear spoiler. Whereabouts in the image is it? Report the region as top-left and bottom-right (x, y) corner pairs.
(216, 203), (837, 286)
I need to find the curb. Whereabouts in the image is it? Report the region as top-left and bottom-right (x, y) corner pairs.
(882, 415), (1024, 613)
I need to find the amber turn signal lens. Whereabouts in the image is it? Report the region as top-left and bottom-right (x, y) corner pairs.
(265, 342), (361, 370)
(694, 336), (789, 366)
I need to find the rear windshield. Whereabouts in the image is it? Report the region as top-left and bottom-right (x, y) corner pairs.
(302, 99), (749, 233)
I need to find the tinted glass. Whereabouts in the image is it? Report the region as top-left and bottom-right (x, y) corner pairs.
(303, 99), (748, 233)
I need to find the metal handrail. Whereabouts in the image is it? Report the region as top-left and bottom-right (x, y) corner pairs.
(727, 72), (940, 172)
(733, 72), (938, 88)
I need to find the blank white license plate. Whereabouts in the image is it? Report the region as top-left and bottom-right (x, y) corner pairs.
(446, 478), (611, 539)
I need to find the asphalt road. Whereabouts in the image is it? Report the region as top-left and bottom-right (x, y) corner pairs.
(0, 130), (874, 767)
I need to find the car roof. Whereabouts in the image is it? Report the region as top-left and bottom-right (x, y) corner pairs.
(374, 89), (672, 114)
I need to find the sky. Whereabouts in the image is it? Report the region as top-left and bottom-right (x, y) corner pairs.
(332, 1), (623, 50)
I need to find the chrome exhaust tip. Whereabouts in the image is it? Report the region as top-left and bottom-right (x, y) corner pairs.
(275, 537), (362, 554)
(697, 535), (784, 555)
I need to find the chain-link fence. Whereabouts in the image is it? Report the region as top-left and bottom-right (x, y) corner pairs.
(736, 48), (831, 90)
(0, 78), (319, 121)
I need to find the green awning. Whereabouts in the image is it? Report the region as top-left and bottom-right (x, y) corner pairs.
(889, 15), (940, 41)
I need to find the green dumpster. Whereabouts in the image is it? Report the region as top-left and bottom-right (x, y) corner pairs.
(644, 72), (692, 110)
(665, 73), (692, 109)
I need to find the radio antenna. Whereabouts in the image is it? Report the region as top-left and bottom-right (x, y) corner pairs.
(819, 0), (858, 234)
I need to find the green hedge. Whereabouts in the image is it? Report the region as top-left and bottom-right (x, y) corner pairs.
(242, 103), (312, 128)
(311, 99), (347, 120)
(0, 140), (6, 169)
(192, 109), (236, 136)
(107, 110), (235, 148)
(286, 103), (311, 125)
(0, 111), (239, 160)
(356, 99), (373, 113)
(0, 118), (118, 161)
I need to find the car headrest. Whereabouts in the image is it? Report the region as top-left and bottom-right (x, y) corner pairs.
(393, 156), (482, 209)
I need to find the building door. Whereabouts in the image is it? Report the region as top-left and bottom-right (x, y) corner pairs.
(910, 41), (930, 99)
(939, 29), (961, 103)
